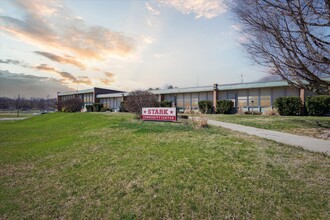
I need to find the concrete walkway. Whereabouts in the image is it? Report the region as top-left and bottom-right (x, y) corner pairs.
(207, 119), (330, 155)
(0, 117), (28, 121)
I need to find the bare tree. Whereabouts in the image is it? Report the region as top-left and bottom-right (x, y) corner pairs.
(124, 90), (158, 118)
(61, 97), (83, 112)
(230, 0), (330, 94)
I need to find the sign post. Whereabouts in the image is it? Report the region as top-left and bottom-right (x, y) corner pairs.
(142, 107), (177, 122)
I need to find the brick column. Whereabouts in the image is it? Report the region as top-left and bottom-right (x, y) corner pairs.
(299, 88), (305, 115)
(213, 84), (218, 111)
(299, 88), (305, 104)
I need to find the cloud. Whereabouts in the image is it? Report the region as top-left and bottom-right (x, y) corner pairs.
(142, 35), (154, 44)
(99, 71), (116, 85)
(34, 64), (92, 85)
(0, 59), (21, 65)
(0, 59), (30, 68)
(34, 51), (86, 69)
(153, 53), (165, 59)
(0, 58), (93, 86)
(145, 2), (160, 16)
(158, 0), (227, 19)
(100, 78), (115, 85)
(231, 24), (241, 31)
(145, 2), (160, 27)
(104, 71), (115, 78)
(0, 69), (72, 98)
(0, 0), (135, 61)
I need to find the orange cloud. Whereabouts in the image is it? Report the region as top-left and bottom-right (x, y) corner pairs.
(100, 71), (116, 85)
(0, 0), (135, 61)
(100, 78), (115, 85)
(104, 71), (115, 78)
(34, 51), (86, 69)
(34, 64), (92, 85)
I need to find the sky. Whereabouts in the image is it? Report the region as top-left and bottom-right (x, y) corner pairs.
(0, 0), (267, 98)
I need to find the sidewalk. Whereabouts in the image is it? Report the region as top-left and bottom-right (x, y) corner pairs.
(207, 119), (330, 155)
(0, 117), (28, 121)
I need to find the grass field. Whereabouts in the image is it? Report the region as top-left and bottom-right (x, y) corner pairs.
(0, 113), (329, 219)
(207, 114), (330, 139)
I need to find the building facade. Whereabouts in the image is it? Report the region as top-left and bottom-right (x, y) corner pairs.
(57, 87), (124, 107)
(57, 79), (328, 112)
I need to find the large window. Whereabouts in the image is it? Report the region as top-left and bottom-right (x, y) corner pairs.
(228, 92), (236, 107)
(176, 94), (183, 108)
(237, 90), (248, 107)
(249, 89), (259, 106)
(83, 93), (93, 104)
(191, 93), (198, 109)
(260, 88), (271, 107)
(199, 92), (207, 101)
(184, 93), (191, 109)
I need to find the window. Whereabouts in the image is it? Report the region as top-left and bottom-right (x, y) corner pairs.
(184, 93), (191, 109)
(238, 90), (248, 107)
(249, 96), (259, 106)
(260, 88), (271, 107)
(191, 93), (198, 109)
(176, 94), (183, 108)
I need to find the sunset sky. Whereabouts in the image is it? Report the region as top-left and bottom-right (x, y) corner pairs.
(0, 0), (267, 98)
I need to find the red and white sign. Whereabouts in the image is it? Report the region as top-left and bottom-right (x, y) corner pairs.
(142, 107), (177, 122)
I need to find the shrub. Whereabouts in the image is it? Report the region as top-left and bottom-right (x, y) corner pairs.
(86, 105), (93, 112)
(119, 101), (128, 112)
(198, 100), (213, 114)
(216, 100), (234, 114)
(191, 115), (208, 128)
(160, 100), (172, 107)
(237, 106), (244, 115)
(93, 103), (103, 112)
(184, 109), (195, 114)
(101, 107), (111, 112)
(62, 97), (83, 112)
(306, 95), (330, 116)
(262, 107), (279, 116)
(273, 97), (302, 116)
(124, 90), (158, 118)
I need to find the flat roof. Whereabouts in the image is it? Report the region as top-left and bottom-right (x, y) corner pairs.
(58, 87), (123, 96)
(218, 80), (289, 90)
(95, 80), (291, 98)
(58, 88), (94, 96)
(97, 92), (128, 98)
(65, 77), (330, 98)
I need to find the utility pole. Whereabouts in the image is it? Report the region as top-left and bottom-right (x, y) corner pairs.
(17, 94), (20, 117)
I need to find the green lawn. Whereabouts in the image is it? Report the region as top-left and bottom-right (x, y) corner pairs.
(0, 113), (329, 219)
(207, 114), (330, 139)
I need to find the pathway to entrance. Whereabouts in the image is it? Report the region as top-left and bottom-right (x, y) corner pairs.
(207, 119), (330, 155)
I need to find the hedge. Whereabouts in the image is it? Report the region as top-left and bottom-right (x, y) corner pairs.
(216, 100), (234, 114)
(160, 100), (172, 107)
(93, 103), (103, 112)
(273, 97), (302, 116)
(86, 105), (93, 112)
(198, 100), (213, 114)
(306, 95), (330, 116)
(119, 101), (128, 112)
